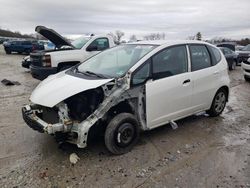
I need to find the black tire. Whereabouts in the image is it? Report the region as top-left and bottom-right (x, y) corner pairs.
(5, 50), (11, 54)
(207, 89), (227, 117)
(104, 113), (140, 155)
(231, 61), (236, 70)
(25, 49), (31, 55)
(228, 61), (236, 71)
(244, 75), (250, 82)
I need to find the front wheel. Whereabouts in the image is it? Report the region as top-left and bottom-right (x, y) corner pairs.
(207, 89), (227, 117)
(104, 113), (140, 155)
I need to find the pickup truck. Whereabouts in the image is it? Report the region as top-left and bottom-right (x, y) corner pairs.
(3, 40), (44, 54)
(28, 26), (115, 80)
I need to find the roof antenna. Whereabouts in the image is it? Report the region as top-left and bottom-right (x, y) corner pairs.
(90, 34), (95, 37)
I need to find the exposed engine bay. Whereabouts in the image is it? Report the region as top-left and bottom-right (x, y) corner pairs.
(22, 77), (147, 148)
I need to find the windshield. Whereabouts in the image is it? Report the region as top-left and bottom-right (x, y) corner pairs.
(77, 44), (157, 78)
(242, 44), (250, 51)
(72, 36), (90, 49)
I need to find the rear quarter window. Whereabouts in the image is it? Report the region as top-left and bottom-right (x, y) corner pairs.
(207, 45), (221, 65)
(190, 45), (211, 71)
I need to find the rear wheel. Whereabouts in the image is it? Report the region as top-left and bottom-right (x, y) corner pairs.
(231, 61), (236, 70)
(207, 89), (227, 117)
(229, 61), (236, 70)
(5, 50), (11, 54)
(104, 113), (140, 155)
(25, 49), (31, 55)
(244, 75), (250, 82)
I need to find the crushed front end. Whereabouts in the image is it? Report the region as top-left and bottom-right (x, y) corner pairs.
(22, 103), (73, 135)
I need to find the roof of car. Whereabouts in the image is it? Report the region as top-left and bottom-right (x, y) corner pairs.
(128, 40), (209, 46)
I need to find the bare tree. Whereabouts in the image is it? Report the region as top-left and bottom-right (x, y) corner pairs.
(108, 30), (125, 44)
(115, 30), (125, 44)
(186, 35), (196, 40)
(129, 34), (137, 42)
(143, 33), (165, 40)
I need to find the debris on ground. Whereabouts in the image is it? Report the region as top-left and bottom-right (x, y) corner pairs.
(39, 171), (48, 179)
(1, 79), (21, 86)
(69, 153), (80, 165)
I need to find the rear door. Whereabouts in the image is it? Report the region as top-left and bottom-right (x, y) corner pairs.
(145, 45), (193, 129)
(188, 44), (219, 111)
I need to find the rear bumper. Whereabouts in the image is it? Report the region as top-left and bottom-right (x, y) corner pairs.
(30, 65), (57, 80)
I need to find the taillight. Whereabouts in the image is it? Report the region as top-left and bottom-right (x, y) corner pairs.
(42, 55), (51, 67)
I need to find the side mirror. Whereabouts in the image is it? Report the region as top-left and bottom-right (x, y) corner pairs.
(247, 57), (250, 63)
(86, 45), (98, 52)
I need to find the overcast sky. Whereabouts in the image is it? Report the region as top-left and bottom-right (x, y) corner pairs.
(0, 0), (249, 40)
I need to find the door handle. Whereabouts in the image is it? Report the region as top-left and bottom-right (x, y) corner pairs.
(183, 79), (191, 84)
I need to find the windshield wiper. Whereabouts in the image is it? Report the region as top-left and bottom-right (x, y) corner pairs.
(85, 71), (108, 78)
(74, 67), (109, 78)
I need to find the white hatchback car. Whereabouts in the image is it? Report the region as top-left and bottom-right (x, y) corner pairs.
(22, 40), (230, 154)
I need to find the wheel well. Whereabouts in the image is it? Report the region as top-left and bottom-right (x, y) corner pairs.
(88, 101), (134, 143)
(107, 101), (134, 117)
(218, 86), (229, 101)
(57, 61), (80, 71)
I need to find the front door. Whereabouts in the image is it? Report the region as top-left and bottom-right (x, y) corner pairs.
(146, 45), (192, 129)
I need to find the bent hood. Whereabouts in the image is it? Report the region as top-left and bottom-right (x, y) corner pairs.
(30, 71), (113, 107)
(36, 26), (74, 49)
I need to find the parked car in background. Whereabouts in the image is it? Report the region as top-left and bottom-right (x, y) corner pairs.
(3, 40), (44, 54)
(217, 43), (236, 51)
(44, 41), (55, 50)
(38, 40), (56, 50)
(235, 45), (245, 51)
(219, 47), (238, 70)
(237, 44), (250, 64)
(22, 40), (230, 154)
(29, 25), (115, 80)
(242, 57), (250, 82)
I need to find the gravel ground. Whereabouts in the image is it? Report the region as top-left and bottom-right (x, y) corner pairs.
(0, 45), (249, 188)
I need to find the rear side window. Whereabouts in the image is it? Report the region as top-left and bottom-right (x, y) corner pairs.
(207, 46), (221, 65)
(190, 45), (211, 71)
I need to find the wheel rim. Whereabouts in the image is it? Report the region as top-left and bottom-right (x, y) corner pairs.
(214, 92), (226, 113)
(116, 123), (135, 147)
